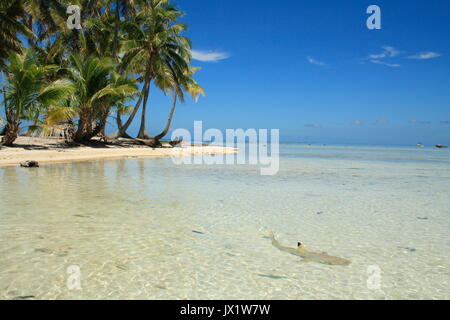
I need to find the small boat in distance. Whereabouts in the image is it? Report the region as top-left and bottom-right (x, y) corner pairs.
(435, 144), (448, 149)
(416, 143), (425, 148)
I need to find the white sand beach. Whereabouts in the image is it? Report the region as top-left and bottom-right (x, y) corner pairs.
(0, 137), (238, 167)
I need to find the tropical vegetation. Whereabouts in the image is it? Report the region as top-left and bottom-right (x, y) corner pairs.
(0, 0), (203, 147)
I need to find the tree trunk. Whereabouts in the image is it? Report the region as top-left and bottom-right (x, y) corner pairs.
(81, 113), (108, 142)
(74, 113), (87, 142)
(153, 94), (177, 141)
(116, 111), (123, 129)
(1, 71), (8, 136)
(107, 78), (149, 139)
(137, 81), (151, 139)
(112, 0), (120, 59)
(114, 111), (133, 139)
(0, 120), (20, 147)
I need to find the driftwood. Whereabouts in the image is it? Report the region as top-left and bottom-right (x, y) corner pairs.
(135, 137), (183, 148)
(20, 160), (39, 168)
(169, 137), (183, 148)
(135, 138), (162, 148)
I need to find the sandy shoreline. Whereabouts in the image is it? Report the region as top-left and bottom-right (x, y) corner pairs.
(0, 136), (238, 167)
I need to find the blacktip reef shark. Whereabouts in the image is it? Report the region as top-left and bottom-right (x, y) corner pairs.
(269, 232), (351, 266)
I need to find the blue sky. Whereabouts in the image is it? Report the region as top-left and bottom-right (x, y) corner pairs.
(2, 0), (449, 145)
(133, 0), (448, 146)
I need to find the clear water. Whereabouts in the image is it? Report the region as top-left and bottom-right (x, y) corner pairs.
(0, 144), (449, 300)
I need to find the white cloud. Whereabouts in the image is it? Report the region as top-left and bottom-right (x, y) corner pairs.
(407, 52), (442, 60)
(191, 50), (230, 62)
(307, 56), (326, 67)
(369, 59), (401, 67)
(352, 120), (363, 125)
(369, 53), (387, 59)
(367, 46), (403, 67)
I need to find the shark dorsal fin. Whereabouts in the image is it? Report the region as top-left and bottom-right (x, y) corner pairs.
(297, 242), (307, 254)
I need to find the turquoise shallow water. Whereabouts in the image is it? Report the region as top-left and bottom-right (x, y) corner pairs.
(0, 144), (449, 299)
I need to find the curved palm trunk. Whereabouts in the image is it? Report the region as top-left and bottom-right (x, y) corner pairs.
(1, 71), (8, 136)
(153, 94), (177, 141)
(137, 81), (151, 139)
(116, 112), (123, 134)
(0, 70), (18, 145)
(74, 112), (88, 142)
(110, 0), (122, 138)
(115, 113), (133, 139)
(107, 79), (149, 139)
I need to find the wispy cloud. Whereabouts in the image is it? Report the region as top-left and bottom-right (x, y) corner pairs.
(369, 46), (401, 59)
(369, 60), (401, 67)
(407, 52), (442, 60)
(307, 56), (326, 67)
(382, 46), (401, 57)
(352, 120), (363, 125)
(367, 46), (402, 67)
(304, 123), (321, 128)
(369, 53), (386, 59)
(367, 46), (441, 66)
(191, 50), (230, 62)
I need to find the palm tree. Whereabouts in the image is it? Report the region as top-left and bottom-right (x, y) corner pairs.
(45, 54), (138, 143)
(1, 70), (8, 135)
(21, 0), (68, 43)
(1, 0), (201, 147)
(113, 0), (191, 139)
(111, 0), (137, 59)
(151, 65), (204, 143)
(109, 0), (138, 135)
(0, 49), (73, 146)
(0, 0), (33, 69)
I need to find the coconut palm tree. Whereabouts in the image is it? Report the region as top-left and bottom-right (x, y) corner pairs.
(151, 65), (204, 143)
(0, 0), (33, 69)
(1, 0), (201, 147)
(108, 0), (139, 134)
(45, 54), (138, 143)
(113, 0), (191, 139)
(21, 0), (68, 42)
(111, 0), (138, 59)
(0, 49), (73, 146)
